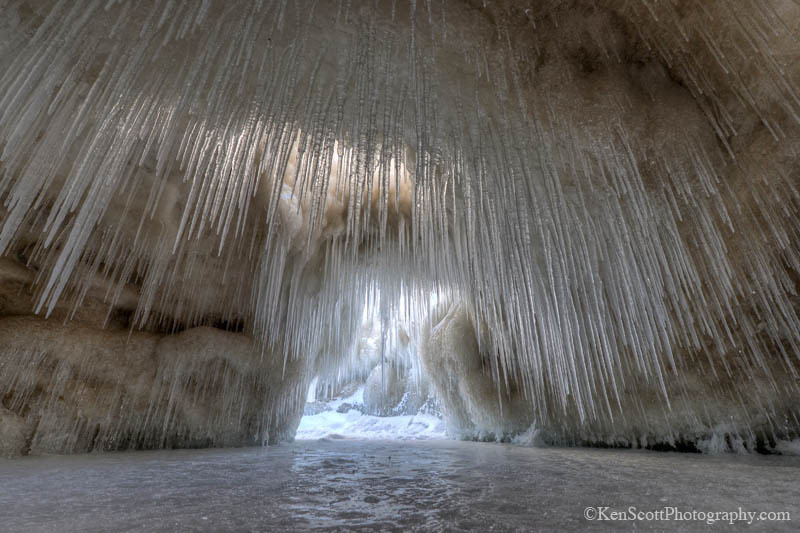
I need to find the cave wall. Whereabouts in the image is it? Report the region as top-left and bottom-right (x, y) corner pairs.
(1, 0), (799, 454)
(419, 302), (534, 441)
(419, 299), (800, 451)
(0, 258), (315, 456)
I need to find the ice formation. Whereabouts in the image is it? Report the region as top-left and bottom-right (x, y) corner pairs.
(1, 0), (800, 454)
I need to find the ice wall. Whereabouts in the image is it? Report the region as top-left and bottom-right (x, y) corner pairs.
(1, 0), (800, 453)
(419, 302), (534, 441)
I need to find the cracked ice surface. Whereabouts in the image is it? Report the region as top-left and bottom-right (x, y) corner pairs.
(0, 442), (798, 531)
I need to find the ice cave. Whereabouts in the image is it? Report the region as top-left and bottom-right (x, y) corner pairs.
(1, 0), (799, 530)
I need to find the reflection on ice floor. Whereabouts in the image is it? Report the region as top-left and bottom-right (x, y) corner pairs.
(296, 386), (447, 441)
(1, 440), (798, 531)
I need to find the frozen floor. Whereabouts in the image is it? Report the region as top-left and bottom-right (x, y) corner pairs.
(1, 440), (798, 531)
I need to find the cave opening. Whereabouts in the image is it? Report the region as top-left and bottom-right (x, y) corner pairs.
(297, 289), (447, 441)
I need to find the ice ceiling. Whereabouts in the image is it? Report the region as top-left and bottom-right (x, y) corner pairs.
(0, 0), (799, 455)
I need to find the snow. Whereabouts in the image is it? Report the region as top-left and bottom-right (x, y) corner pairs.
(295, 387), (446, 441)
(775, 439), (800, 456)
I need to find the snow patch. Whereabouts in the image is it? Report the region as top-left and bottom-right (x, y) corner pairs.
(296, 386), (446, 441)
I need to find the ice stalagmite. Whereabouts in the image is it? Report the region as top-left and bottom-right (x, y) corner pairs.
(0, 0), (799, 454)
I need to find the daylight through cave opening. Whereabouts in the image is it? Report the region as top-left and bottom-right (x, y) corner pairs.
(296, 288), (449, 441)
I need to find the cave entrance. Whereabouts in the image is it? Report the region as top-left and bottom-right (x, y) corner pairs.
(296, 288), (447, 441)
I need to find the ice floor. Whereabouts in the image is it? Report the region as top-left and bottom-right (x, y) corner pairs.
(1, 440), (798, 531)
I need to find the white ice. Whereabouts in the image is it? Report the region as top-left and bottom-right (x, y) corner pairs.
(295, 386), (446, 441)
